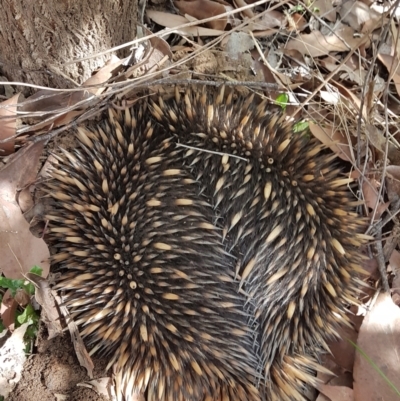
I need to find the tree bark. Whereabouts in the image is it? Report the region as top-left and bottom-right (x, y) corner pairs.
(0, 0), (138, 92)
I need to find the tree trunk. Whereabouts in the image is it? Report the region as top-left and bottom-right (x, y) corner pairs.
(0, 0), (138, 92)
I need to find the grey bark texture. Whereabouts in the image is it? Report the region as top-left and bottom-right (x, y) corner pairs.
(0, 0), (138, 92)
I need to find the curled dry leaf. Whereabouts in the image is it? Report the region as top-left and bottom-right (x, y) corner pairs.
(248, 10), (286, 31)
(121, 25), (173, 82)
(319, 56), (367, 86)
(327, 324), (358, 372)
(285, 26), (362, 57)
(55, 292), (94, 378)
(313, 0), (336, 23)
(233, 0), (253, 19)
(309, 122), (353, 162)
(362, 177), (388, 220)
(318, 384), (354, 401)
(174, 0), (228, 31)
(0, 139), (50, 280)
(389, 251), (400, 299)
(339, 1), (384, 33)
(77, 377), (113, 398)
(146, 10), (225, 36)
(287, 13), (307, 33)
(83, 55), (125, 96)
(364, 123), (386, 154)
(385, 165), (400, 203)
(0, 290), (18, 330)
(26, 273), (63, 340)
(353, 293), (400, 401)
(333, 80), (368, 120)
(0, 93), (20, 155)
(143, 26), (173, 61)
(20, 89), (93, 132)
(378, 53), (400, 98)
(0, 322), (29, 398)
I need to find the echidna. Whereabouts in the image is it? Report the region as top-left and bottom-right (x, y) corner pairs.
(43, 85), (366, 401)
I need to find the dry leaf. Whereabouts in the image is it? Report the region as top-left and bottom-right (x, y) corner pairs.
(353, 293), (400, 401)
(174, 0), (228, 31)
(0, 140), (50, 280)
(362, 177), (388, 219)
(249, 10), (286, 31)
(287, 13), (307, 32)
(285, 27), (362, 57)
(313, 0), (336, 22)
(378, 53), (400, 97)
(146, 10), (225, 36)
(385, 165), (400, 203)
(0, 322), (29, 398)
(318, 384), (354, 401)
(26, 273), (63, 339)
(56, 292), (94, 378)
(0, 290), (18, 330)
(328, 324), (358, 372)
(77, 377), (113, 398)
(309, 122), (353, 161)
(0, 93), (20, 155)
(339, 1), (383, 33)
(20, 89), (93, 132)
(319, 56), (367, 86)
(83, 55), (124, 96)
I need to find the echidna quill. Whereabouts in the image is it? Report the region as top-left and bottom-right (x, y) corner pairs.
(43, 85), (367, 401)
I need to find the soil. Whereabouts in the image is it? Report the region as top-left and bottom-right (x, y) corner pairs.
(8, 323), (110, 401)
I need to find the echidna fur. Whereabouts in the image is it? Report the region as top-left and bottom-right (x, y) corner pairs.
(44, 85), (367, 401)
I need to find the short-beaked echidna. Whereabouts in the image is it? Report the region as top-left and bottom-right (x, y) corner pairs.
(44, 85), (366, 401)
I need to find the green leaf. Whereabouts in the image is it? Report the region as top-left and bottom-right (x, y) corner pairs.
(290, 4), (304, 13)
(294, 121), (309, 133)
(16, 304), (39, 326)
(29, 266), (43, 276)
(0, 277), (24, 297)
(275, 93), (289, 110)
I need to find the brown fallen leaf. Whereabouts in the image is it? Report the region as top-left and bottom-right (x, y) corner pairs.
(0, 93), (20, 155)
(83, 55), (125, 96)
(309, 122), (353, 162)
(248, 10), (286, 31)
(0, 290), (18, 330)
(285, 26), (363, 58)
(339, 1), (385, 33)
(0, 322), (29, 398)
(353, 293), (400, 401)
(0, 139), (50, 280)
(385, 165), (400, 203)
(328, 324), (358, 372)
(378, 53), (400, 98)
(146, 10), (225, 36)
(313, 0), (336, 23)
(77, 377), (113, 398)
(174, 0), (228, 31)
(19, 89), (93, 132)
(318, 384), (354, 401)
(55, 292), (94, 378)
(26, 273), (63, 340)
(362, 176), (389, 219)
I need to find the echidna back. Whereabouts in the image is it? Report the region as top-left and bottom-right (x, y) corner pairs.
(45, 85), (365, 401)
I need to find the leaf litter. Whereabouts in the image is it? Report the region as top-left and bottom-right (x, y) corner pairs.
(2, 0), (400, 400)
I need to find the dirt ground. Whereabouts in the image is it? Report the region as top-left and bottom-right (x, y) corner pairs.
(8, 324), (110, 401)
